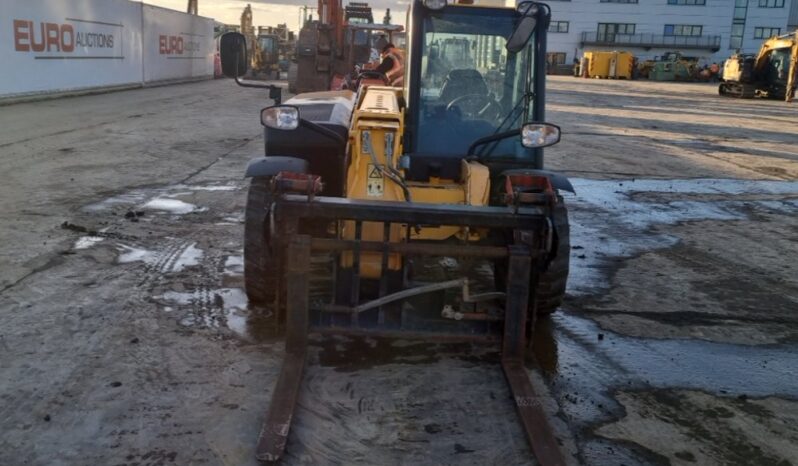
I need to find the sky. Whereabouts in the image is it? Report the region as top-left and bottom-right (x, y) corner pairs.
(141, 0), (407, 32)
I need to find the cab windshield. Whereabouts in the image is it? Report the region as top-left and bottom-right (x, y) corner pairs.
(258, 36), (276, 52)
(416, 11), (535, 158)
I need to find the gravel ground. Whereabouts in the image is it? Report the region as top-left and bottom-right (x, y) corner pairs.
(0, 76), (796, 466)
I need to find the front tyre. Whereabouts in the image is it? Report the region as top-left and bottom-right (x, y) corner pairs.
(494, 197), (570, 316)
(535, 199), (570, 315)
(244, 177), (279, 304)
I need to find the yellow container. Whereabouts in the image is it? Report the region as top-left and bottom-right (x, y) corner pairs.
(583, 51), (634, 79)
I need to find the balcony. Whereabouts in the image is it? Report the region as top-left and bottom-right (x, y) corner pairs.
(580, 31), (721, 51)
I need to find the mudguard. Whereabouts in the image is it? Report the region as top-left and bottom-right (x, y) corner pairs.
(500, 169), (575, 193)
(245, 156), (308, 178)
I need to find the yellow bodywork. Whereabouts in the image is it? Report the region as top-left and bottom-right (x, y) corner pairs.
(341, 86), (491, 278)
(723, 30), (797, 102)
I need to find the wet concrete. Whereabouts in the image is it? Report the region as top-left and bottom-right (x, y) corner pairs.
(2, 77), (798, 465)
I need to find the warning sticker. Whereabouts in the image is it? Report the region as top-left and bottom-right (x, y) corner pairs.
(368, 164), (382, 179)
(366, 163), (384, 197)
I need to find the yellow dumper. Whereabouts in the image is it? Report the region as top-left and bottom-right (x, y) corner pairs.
(581, 51), (634, 79)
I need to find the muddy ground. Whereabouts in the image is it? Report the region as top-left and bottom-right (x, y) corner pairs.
(0, 76), (796, 466)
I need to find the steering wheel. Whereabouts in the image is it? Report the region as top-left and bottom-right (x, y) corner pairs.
(446, 94), (502, 120)
(357, 70), (389, 85)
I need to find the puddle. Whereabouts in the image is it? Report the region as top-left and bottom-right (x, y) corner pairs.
(566, 178), (798, 295)
(157, 286), (257, 338)
(172, 243), (203, 272)
(73, 236), (104, 250)
(115, 241), (203, 272)
(223, 255), (244, 276)
(544, 312), (798, 399)
(117, 244), (159, 265)
(142, 198), (205, 215)
(529, 311), (798, 464)
(82, 182), (232, 213)
(179, 183), (239, 192)
(83, 191), (150, 212)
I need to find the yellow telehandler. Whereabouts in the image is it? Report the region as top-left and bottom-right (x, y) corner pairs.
(220, 0), (571, 463)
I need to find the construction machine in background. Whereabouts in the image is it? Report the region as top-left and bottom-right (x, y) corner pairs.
(240, 4), (264, 76)
(720, 30), (797, 102)
(259, 24), (297, 74)
(256, 30), (280, 79)
(289, 0), (403, 93)
(240, 5), (296, 79)
(642, 52), (698, 81)
(220, 0), (572, 463)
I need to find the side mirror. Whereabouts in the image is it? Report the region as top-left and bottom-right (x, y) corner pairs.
(521, 123), (561, 148)
(220, 32), (248, 78)
(506, 2), (539, 53)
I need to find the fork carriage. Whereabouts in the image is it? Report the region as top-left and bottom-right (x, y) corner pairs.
(256, 192), (566, 465)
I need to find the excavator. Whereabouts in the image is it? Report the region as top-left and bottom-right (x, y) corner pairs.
(290, 0), (403, 93)
(220, 0), (571, 463)
(720, 30), (797, 102)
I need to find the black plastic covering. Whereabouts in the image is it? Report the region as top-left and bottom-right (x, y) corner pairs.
(263, 94), (355, 196)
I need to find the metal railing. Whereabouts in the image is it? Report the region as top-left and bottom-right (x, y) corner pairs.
(580, 31), (721, 51)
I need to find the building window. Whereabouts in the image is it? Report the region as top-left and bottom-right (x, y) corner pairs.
(667, 0), (706, 5)
(729, 0), (748, 49)
(664, 25), (703, 36)
(754, 27), (781, 38)
(600, 0), (638, 3)
(758, 0), (785, 6)
(597, 23), (636, 42)
(547, 52), (567, 65)
(549, 21), (569, 33)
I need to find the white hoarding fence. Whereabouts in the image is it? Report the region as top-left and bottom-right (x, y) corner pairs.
(142, 4), (215, 83)
(0, 0), (215, 100)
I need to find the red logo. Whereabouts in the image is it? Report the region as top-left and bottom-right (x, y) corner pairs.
(159, 35), (184, 54)
(14, 20), (75, 52)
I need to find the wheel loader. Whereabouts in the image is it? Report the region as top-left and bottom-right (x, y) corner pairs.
(220, 0), (571, 463)
(720, 30), (797, 102)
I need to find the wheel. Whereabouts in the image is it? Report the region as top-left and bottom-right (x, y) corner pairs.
(494, 196), (570, 316)
(244, 177), (280, 304)
(535, 198), (570, 315)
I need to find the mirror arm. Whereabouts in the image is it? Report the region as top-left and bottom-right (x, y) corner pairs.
(299, 119), (346, 145)
(233, 77), (283, 105)
(466, 128), (521, 156)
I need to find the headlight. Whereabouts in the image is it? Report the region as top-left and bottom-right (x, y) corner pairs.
(261, 105), (299, 130)
(423, 0), (447, 10)
(521, 123), (561, 148)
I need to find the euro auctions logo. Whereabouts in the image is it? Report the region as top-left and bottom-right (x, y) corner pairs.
(13, 18), (123, 59)
(159, 34), (201, 57)
(159, 35), (184, 54)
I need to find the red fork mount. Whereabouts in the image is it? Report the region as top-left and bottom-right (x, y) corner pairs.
(255, 194), (567, 466)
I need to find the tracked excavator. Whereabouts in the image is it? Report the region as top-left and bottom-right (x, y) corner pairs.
(220, 0), (571, 463)
(720, 30), (797, 102)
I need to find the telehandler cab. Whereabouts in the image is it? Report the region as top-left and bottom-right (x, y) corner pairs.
(220, 0), (571, 463)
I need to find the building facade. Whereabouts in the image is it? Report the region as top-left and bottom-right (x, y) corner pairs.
(544, 0), (795, 65)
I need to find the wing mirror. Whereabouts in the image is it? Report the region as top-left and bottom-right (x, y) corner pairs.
(220, 32), (248, 78)
(521, 123), (561, 148)
(506, 3), (538, 53)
